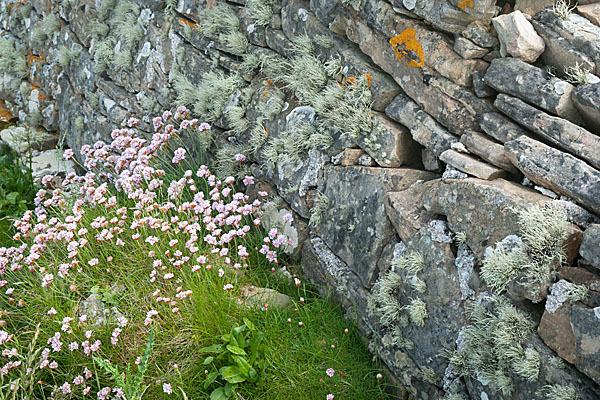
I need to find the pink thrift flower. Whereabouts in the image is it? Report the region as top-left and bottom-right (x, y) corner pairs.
(243, 176), (254, 186)
(234, 153), (246, 162)
(199, 122), (211, 131)
(327, 395), (334, 400)
(63, 149), (74, 160)
(326, 368), (335, 377)
(163, 383), (173, 394)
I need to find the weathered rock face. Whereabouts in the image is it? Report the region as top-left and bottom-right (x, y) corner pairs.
(3, 0), (600, 397)
(314, 166), (436, 286)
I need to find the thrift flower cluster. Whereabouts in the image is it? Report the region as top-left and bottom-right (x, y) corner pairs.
(0, 106), (295, 398)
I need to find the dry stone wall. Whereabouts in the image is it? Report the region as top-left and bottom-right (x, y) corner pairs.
(1, 0), (600, 398)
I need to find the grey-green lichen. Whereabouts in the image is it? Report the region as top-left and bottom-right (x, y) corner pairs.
(308, 191), (329, 228)
(537, 384), (579, 400)
(74, 116), (85, 131)
(447, 295), (539, 396)
(56, 45), (80, 68)
(0, 37), (28, 79)
(481, 205), (569, 296)
(31, 14), (60, 46)
(368, 251), (429, 350)
(245, 0), (275, 26)
(174, 71), (244, 123)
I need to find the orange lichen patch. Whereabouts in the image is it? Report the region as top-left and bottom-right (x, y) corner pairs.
(365, 73), (372, 87)
(265, 127), (269, 136)
(389, 28), (425, 68)
(457, 0), (474, 11)
(178, 18), (198, 28)
(0, 99), (13, 122)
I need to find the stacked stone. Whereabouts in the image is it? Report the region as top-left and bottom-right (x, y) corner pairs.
(0, 0), (600, 398)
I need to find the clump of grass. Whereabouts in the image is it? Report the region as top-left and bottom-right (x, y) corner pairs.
(446, 295), (539, 396)
(564, 62), (593, 85)
(552, 0), (575, 20)
(0, 107), (387, 399)
(480, 205), (569, 298)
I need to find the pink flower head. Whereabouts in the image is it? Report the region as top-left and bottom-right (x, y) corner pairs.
(127, 117), (140, 127)
(199, 122), (211, 131)
(63, 149), (74, 160)
(234, 153), (246, 162)
(172, 148), (186, 164)
(327, 395), (334, 400)
(243, 176), (254, 186)
(163, 382), (173, 394)
(326, 368), (335, 377)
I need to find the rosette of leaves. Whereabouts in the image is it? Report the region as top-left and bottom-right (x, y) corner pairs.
(200, 318), (266, 400)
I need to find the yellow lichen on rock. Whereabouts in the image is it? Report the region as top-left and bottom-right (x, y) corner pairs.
(389, 28), (425, 68)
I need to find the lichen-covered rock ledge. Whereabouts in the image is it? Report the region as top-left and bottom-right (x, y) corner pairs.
(1, 0), (600, 398)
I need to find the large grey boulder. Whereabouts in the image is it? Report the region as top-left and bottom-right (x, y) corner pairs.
(504, 136), (600, 215)
(314, 166), (437, 286)
(494, 94), (600, 170)
(422, 177), (557, 259)
(484, 57), (583, 124)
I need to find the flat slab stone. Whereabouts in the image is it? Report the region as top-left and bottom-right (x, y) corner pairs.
(479, 112), (529, 143)
(439, 149), (506, 180)
(484, 57), (583, 124)
(460, 130), (519, 173)
(495, 94), (600, 170)
(315, 166), (437, 286)
(504, 135), (600, 215)
(453, 37), (489, 59)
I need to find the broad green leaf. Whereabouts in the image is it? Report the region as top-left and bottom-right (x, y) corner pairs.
(249, 332), (263, 364)
(234, 356), (251, 376)
(243, 318), (255, 331)
(248, 367), (258, 382)
(226, 344), (247, 356)
(203, 356), (214, 365)
(210, 387), (229, 400)
(203, 371), (218, 389)
(200, 344), (225, 353)
(220, 366), (246, 384)
(224, 383), (234, 396)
